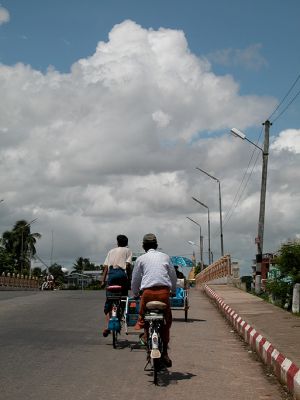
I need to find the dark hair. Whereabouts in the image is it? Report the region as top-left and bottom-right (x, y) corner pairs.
(143, 241), (158, 252)
(117, 235), (128, 247)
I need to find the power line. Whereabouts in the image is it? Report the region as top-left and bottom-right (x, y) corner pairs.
(271, 88), (300, 123)
(212, 74), (300, 238)
(225, 149), (260, 225)
(213, 128), (263, 237)
(268, 72), (300, 121)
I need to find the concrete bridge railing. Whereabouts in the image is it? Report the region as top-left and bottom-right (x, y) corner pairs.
(195, 255), (234, 287)
(0, 272), (40, 290)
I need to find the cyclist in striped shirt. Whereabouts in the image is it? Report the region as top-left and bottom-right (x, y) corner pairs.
(131, 233), (177, 367)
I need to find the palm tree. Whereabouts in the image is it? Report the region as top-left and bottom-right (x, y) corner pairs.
(2, 220), (41, 274)
(0, 237), (15, 274)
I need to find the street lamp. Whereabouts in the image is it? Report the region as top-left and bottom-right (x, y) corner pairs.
(231, 122), (270, 256)
(196, 167), (224, 257)
(192, 197), (211, 265)
(231, 121), (271, 292)
(186, 216), (204, 270)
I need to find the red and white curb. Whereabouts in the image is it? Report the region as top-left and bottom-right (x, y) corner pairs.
(204, 284), (300, 399)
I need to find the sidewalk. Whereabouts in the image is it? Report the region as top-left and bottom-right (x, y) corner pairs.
(203, 284), (300, 399)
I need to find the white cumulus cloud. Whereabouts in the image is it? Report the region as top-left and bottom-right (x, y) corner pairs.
(0, 6), (10, 25)
(271, 129), (300, 154)
(207, 43), (268, 70)
(0, 20), (298, 276)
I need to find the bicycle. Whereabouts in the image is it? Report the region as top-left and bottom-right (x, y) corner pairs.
(144, 300), (167, 385)
(106, 285), (126, 348)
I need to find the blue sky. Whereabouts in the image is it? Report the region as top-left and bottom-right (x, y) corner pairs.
(1, 1), (299, 134)
(0, 1), (299, 273)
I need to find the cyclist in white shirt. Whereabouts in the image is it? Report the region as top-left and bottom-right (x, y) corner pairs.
(102, 235), (132, 337)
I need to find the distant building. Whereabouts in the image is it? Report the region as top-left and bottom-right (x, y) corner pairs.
(252, 253), (275, 291)
(66, 270), (103, 288)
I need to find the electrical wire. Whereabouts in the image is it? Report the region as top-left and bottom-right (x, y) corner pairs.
(271, 87), (300, 123)
(211, 72), (300, 241)
(212, 128), (263, 238)
(219, 149), (260, 233)
(268, 72), (300, 122)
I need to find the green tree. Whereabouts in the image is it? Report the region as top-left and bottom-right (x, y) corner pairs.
(194, 262), (202, 276)
(0, 238), (15, 274)
(2, 220), (41, 274)
(276, 240), (300, 284)
(31, 267), (42, 277)
(72, 257), (96, 273)
(2, 230), (17, 270)
(49, 263), (66, 286)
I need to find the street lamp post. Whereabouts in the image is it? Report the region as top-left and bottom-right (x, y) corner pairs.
(231, 121), (271, 292)
(186, 216), (204, 270)
(192, 197), (211, 265)
(196, 167), (224, 257)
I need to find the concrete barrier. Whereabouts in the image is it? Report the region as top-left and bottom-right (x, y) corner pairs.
(0, 272), (40, 290)
(203, 284), (300, 400)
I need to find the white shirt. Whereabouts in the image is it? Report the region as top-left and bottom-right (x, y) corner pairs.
(131, 249), (177, 296)
(104, 247), (132, 270)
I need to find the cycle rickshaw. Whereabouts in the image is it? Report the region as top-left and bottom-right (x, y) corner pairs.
(169, 278), (189, 321)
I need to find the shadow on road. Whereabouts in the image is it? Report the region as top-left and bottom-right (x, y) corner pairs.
(146, 369), (197, 387)
(105, 338), (144, 350)
(172, 317), (206, 323)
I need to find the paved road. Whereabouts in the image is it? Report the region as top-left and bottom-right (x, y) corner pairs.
(0, 289), (291, 400)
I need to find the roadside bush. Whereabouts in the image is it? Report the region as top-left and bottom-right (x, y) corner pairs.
(265, 278), (292, 309)
(241, 275), (252, 292)
(85, 281), (102, 290)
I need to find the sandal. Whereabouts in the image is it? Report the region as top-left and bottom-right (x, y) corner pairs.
(139, 333), (147, 346)
(102, 329), (111, 337)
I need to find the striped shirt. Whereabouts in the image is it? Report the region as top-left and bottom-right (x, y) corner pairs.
(131, 249), (177, 297)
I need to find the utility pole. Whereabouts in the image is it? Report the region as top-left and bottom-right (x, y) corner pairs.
(257, 120), (271, 256)
(255, 120), (271, 292)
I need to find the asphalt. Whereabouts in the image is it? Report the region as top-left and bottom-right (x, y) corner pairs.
(203, 284), (300, 399)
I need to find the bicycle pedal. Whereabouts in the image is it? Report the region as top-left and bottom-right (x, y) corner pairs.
(150, 349), (161, 359)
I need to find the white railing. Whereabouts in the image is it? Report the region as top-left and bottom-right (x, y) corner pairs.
(195, 255), (231, 287)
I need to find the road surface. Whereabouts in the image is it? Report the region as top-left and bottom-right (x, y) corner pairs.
(0, 289), (291, 399)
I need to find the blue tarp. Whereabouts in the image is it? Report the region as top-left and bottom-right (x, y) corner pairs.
(170, 256), (194, 268)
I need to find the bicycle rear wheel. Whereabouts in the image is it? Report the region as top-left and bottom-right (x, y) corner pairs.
(112, 330), (118, 348)
(153, 358), (160, 385)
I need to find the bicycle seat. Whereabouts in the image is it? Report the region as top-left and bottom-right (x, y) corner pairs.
(146, 301), (167, 310)
(107, 285), (122, 291)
